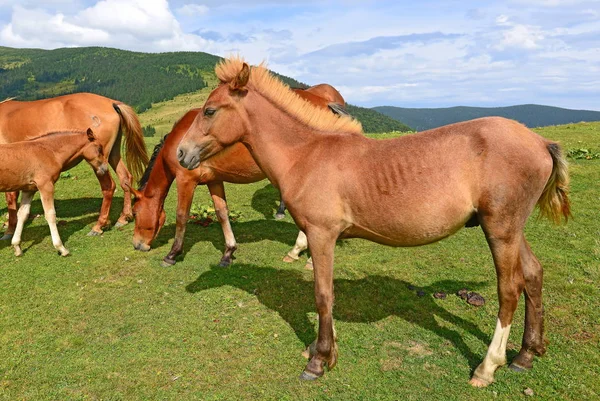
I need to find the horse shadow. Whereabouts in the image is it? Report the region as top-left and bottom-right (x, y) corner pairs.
(250, 183), (282, 220)
(0, 197), (123, 254)
(186, 264), (492, 369)
(149, 219), (300, 262)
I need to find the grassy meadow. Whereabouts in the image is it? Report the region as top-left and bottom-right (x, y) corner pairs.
(0, 119), (598, 400)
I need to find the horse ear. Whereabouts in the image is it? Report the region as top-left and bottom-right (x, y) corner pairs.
(86, 128), (96, 142)
(230, 63), (250, 91)
(124, 182), (143, 200)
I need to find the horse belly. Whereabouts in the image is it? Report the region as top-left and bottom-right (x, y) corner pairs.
(343, 189), (476, 247)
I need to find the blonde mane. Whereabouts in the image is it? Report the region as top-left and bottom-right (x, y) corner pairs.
(215, 56), (363, 135)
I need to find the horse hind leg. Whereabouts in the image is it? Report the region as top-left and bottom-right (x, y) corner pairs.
(11, 192), (34, 256)
(109, 148), (134, 228)
(283, 230), (308, 263)
(38, 183), (69, 256)
(1, 191), (19, 240)
(509, 237), (546, 372)
(470, 231), (525, 387)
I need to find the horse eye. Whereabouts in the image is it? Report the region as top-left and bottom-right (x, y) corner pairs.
(204, 108), (216, 117)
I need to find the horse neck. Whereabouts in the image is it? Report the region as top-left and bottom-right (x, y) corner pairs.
(141, 149), (174, 201)
(242, 92), (330, 188)
(40, 133), (90, 168)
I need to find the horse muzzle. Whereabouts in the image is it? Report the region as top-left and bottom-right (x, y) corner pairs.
(132, 238), (151, 252)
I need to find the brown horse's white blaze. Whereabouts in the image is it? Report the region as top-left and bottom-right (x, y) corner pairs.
(132, 84), (348, 267)
(0, 129), (109, 256)
(0, 93), (149, 238)
(176, 57), (570, 387)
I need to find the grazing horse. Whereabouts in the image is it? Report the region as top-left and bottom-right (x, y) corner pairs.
(0, 129), (108, 256)
(0, 93), (149, 238)
(176, 58), (571, 387)
(131, 84), (348, 267)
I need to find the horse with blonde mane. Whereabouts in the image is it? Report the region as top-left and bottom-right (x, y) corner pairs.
(176, 57), (570, 387)
(0, 93), (149, 238)
(131, 84), (348, 267)
(0, 129), (108, 256)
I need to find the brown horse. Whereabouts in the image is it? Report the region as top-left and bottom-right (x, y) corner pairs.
(0, 93), (149, 238)
(176, 58), (571, 387)
(0, 129), (108, 256)
(131, 84), (348, 267)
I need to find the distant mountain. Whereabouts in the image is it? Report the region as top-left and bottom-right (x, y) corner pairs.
(373, 104), (600, 131)
(0, 46), (411, 133)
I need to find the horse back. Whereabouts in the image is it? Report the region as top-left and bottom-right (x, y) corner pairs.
(0, 93), (120, 146)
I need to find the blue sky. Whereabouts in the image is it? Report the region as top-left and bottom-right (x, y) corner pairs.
(0, 0), (599, 110)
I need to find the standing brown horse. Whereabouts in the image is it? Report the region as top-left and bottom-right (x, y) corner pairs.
(131, 85), (348, 267)
(176, 58), (570, 387)
(0, 93), (149, 238)
(0, 129), (108, 256)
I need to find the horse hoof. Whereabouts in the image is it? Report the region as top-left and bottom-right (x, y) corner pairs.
(1, 233), (14, 241)
(59, 250), (70, 257)
(114, 221), (128, 229)
(469, 376), (492, 388)
(14, 248), (22, 257)
(219, 258), (232, 267)
(283, 255), (297, 263)
(304, 261), (314, 271)
(299, 370), (321, 381)
(274, 213), (285, 220)
(509, 363), (530, 373)
(161, 258), (176, 268)
(87, 230), (102, 237)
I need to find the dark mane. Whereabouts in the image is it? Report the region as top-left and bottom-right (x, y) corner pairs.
(138, 134), (169, 190)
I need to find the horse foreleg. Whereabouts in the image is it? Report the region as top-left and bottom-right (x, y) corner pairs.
(1, 191), (19, 240)
(88, 170), (116, 236)
(38, 183), (69, 256)
(510, 237), (546, 372)
(300, 227), (338, 380)
(11, 191), (34, 256)
(162, 179), (196, 267)
(470, 233), (525, 387)
(208, 182), (237, 267)
(275, 194), (286, 220)
(110, 157), (134, 228)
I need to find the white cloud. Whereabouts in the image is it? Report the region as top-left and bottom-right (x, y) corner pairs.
(176, 4), (209, 17)
(0, 0), (210, 51)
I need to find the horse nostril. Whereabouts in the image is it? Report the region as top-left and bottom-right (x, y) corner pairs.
(177, 149), (184, 160)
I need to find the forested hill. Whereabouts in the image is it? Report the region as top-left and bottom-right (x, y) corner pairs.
(373, 104), (600, 131)
(0, 46), (411, 133)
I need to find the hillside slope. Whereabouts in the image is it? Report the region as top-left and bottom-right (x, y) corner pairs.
(0, 46), (410, 133)
(374, 104), (600, 131)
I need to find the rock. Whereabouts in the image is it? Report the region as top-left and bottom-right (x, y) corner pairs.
(416, 290), (426, 297)
(467, 292), (485, 307)
(524, 388), (534, 396)
(457, 288), (469, 300)
(407, 284), (415, 291)
(433, 291), (447, 299)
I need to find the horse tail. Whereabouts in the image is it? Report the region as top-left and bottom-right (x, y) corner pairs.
(537, 142), (571, 224)
(113, 102), (149, 183)
(328, 102), (349, 116)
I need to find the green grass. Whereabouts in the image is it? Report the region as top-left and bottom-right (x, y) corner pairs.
(0, 123), (599, 400)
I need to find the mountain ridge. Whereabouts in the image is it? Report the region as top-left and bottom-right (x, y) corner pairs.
(373, 104), (600, 131)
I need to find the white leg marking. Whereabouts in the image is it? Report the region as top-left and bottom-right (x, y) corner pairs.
(11, 192), (33, 256)
(472, 318), (512, 385)
(286, 231), (308, 261)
